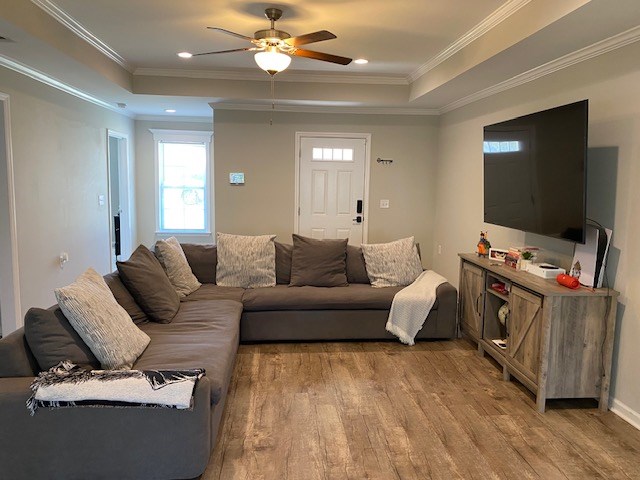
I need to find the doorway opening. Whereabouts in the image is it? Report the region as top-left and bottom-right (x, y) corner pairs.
(107, 130), (132, 271)
(0, 93), (21, 336)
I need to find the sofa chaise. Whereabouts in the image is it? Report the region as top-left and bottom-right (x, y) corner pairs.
(0, 241), (457, 480)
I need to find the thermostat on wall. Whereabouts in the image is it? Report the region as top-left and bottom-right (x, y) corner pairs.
(229, 172), (245, 185)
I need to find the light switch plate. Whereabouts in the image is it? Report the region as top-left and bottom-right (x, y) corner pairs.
(379, 199), (390, 209)
(98, 194), (105, 206)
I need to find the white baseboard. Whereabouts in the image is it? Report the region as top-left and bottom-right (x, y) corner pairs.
(611, 398), (640, 430)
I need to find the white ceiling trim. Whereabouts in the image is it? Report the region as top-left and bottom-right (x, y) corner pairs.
(0, 53), (130, 116)
(135, 114), (213, 123)
(440, 24), (640, 114)
(408, 0), (532, 83)
(133, 67), (409, 85)
(211, 102), (439, 116)
(31, 0), (130, 71)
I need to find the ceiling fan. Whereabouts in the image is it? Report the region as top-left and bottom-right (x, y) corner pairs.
(180, 8), (353, 75)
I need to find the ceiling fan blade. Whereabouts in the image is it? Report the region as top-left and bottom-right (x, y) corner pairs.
(192, 47), (257, 57)
(284, 30), (336, 47)
(292, 49), (352, 65)
(206, 27), (254, 42)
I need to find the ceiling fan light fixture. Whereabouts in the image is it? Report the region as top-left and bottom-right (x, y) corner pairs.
(354, 58), (368, 64)
(254, 49), (291, 75)
(178, 51), (193, 58)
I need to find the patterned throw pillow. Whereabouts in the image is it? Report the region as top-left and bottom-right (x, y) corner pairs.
(155, 237), (202, 297)
(215, 233), (276, 288)
(54, 268), (150, 369)
(361, 237), (423, 287)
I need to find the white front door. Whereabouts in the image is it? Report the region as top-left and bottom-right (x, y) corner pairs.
(297, 135), (368, 245)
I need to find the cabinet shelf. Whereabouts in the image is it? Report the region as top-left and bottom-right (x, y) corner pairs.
(458, 253), (619, 413)
(486, 287), (509, 302)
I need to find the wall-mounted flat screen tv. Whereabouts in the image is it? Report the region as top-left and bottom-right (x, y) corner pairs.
(483, 100), (588, 244)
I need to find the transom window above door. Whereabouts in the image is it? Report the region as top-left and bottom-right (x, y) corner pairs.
(312, 147), (354, 162)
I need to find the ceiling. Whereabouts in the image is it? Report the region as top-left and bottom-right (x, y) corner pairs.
(0, 0), (639, 118)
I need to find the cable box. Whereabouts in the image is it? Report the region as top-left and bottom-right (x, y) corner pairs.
(528, 263), (566, 279)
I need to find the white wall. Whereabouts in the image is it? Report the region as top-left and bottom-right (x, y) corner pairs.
(214, 110), (440, 266)
(0, 67), (134, 328)
(432, 40), (640, 423)
(134, 119), (214, 247)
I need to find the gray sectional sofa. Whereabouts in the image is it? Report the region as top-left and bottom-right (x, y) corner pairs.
(0, 241), (457, 480)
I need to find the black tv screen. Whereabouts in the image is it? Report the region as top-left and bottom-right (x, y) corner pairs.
(483, 100), (588, 243)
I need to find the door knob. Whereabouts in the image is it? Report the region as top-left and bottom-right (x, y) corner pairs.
(353, 216), (362, 224)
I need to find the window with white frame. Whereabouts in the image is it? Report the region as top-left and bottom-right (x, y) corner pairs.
(150, 129), (213, 234)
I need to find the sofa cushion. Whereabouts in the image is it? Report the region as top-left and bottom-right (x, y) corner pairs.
(275, 241), (293, 285)
(103, 272), (148, 325)
(155, 237), (201, 297)
(361, 237), (424, 287)
(54, 267), (150, 370)
(290, 234), (348, 287)
(136, 300), (242, 405)
(181, 243), (217, 284)
(23, 306), (100, 371)
(216, 233), (276, 288)
(181, 284), (245, 303)
(346, 245), (370, 284)
(117, 245), (180, 323)
(242, 284), (411, 311)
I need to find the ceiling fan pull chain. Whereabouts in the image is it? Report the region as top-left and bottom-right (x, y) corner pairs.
(270, 75), (275, 126)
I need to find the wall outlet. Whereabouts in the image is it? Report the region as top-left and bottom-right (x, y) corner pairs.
(379, 199), (390, 209)
(438, 245), (442, 255)
(98, 194), (105, 206)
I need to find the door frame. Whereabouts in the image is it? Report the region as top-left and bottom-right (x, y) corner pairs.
(107, 129), (133, 268)
(0, 93), (22, 334)
(294, 132), (371, 243)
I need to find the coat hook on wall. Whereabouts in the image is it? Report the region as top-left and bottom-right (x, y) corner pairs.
(376, 157), (393, 165)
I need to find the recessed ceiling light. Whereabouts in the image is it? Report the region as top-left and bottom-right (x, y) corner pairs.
(354, 58), (368, 65)
(177, 52), (193, 58)
(165, 109), (176, 113)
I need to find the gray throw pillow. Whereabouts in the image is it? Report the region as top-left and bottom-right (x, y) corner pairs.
(275, 241), (293, 285)
(361, 236), (424, 287)
(117, 245), (180, 323)
(289, 234), (348, 287)
(346, 245), (370, 284)
(180, 243), (217, 284)
(24, 306), (100, 371)
(155, 237), (202, 297)
(215, 233), (276, 288)
(103, 272), (149, 325)
(55, 268), (150, 370)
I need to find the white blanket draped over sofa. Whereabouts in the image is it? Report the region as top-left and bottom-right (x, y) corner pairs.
(386, 270), (448, 345)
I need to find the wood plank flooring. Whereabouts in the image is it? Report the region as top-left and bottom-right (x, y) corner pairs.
(202, 339), (640, 480)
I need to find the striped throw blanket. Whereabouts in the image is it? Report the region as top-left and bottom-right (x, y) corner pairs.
(27, 361), (205, 415)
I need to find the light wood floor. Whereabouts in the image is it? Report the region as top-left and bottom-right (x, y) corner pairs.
(203, 339), (640, 480)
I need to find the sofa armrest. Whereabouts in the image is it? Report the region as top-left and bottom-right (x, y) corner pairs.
(0, 329), (39, 377)
(0, 375), (213, 480)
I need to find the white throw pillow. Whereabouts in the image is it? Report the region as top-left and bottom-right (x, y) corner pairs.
(361, 237), (423, 287)
(155, 237), (201, 297)
(54, 268), (150, 369)
(215, 233), (276, 288)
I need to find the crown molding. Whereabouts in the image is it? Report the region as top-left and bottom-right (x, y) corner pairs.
(31, 0), (130, 71)
(135, 114), (213, 123)
(440, 24), (640, 114)
(211, 102), (439, 116)
(0, 54), (131, 116)
(133, 67), (408, 85)
(408, 0), (532, 83)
